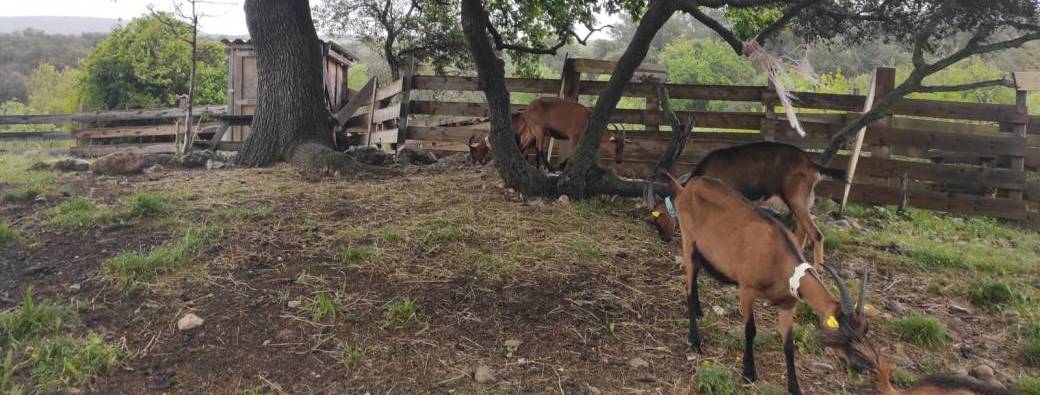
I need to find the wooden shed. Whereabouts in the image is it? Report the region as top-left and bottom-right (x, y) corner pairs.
(221, 38), (358, 141)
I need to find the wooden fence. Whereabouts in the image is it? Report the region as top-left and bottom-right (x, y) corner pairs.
(340, 58), (1038, 226)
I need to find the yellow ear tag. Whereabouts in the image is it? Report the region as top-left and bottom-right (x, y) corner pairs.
(826, 315), (840, 329)
(651, 211), (661, 218)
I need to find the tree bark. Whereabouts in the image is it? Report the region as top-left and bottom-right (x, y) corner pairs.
(556, 0), (679, 199)
(238, 0), (333, 166)
(237, 0), (399, 178)
(460, 0), (557, 197)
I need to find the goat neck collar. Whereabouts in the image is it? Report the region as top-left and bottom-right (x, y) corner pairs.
(663, 196), (678, 219)
(788, 262), (814, 300)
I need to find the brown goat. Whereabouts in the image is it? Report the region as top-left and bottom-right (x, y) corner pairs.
(663, 173), (869, 395)
(523, 97), (627, 170)
(468, 112), (534, 165)
(822, 333), (1013, 395)
(645, 142), (847, 267)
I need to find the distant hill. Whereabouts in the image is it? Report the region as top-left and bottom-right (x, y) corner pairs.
(0, 16), (122, 35)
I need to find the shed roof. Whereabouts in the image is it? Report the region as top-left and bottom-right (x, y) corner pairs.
(220, 38), (359, 63)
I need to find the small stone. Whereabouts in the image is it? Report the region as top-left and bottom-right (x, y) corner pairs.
(953, 367), (969, 377)
(985, 378), (1006, 389)
(473, 366), (496, 383)
(206, 160), (226, 170)
(627, 357), (649, 369)
(960, 342), (975, 358)
(557, 195), (570, 205)
(970, 364), (994, 381)
(810, 362), (835, 374)
(34, 194), (47, 203)
(143, 164), (165, 174)
(177, 313), (204, 331)
(886, 300), (908, 314)
(863, 304), (881, 318)
(262, 339), (271, 346)
(287, 300), (302, 308)
(504, 339), (523, 349)
(950, 304), (973, 314)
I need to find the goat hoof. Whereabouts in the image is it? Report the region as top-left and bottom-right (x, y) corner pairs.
(742, 371), (757, 383)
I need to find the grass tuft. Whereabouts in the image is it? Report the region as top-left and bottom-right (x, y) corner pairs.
(1023, 323), (1040, 366)
(338, 343), (366, 366)
(340, 245), (376, 266)
(475, 253), (513, 278)
(46, 198), (116, 230)
(1019, 376), (1040, 395)
(890, 367), (918, 388)
(121, 191), (175, 219)
(103, 226), (220, 284)
(304, 293), (337, 321)
(418, 223), (471, 246)
(696, 363), (736, 395)
(891, 314), (947, 348)
(0, 291), (77, 349)
(968, 280), (1020, 310)
(385, 298), (416, 323)
(0, 221), (21, 247)
(28, 334), (119, 391)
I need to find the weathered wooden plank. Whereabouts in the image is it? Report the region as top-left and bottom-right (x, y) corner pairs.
(890, 99), (1025, 123)
(766, 92), (866, 112)
(72, 123), (216, 139)
(891, 117), (1000, 135)
(370, 106), (401, 123)
(571, 58), (668, 76)
(412, 76), (561, 94)
(816, 180), (1026, 220)
(827, 155), (1025, 191)
(406, 126), (486, 143)
(335, 77), (375, 125)
(376, 78), (403, 102)
(1026, 182), (1040, 203)
(868, 124), (1024, 157)
(580, 81), (763, 101)
(69, 143), (176, 157)
(406, 139), (470, 152)
(0, 131), (70, 141)
(0, 105), (227, 125)
(367, 128), (399, 144)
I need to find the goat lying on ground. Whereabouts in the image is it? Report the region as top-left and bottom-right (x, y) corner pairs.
(645, 142), (847, 267)
(821, 332), (1013, 395)
(661, 173), (870, 395)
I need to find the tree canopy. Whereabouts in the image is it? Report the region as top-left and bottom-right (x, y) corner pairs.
(76, 13), (226, 110)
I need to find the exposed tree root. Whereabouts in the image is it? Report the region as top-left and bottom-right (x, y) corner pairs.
(289, 142), (401, 181)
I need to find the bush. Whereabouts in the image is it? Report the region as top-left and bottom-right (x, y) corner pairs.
(696, 363), (736, 395)
(891, 314), (947, 348)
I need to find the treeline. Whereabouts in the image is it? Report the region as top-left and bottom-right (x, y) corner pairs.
(0, 13), (227, 122)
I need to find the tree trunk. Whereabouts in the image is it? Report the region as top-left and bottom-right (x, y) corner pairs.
(459, 0), (557, 197)
(556, 0), (678, 199)
(237, 0), (398, 178)
(385, 38), (401, 80)
(238, 0), (332, 166)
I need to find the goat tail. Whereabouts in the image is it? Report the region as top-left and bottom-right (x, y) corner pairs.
(815, 164), (849, 184)
(658, 170), (683, 196)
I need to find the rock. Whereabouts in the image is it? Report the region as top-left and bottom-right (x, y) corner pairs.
(397, 147), (437, 165)
(810, 362), (835, 374)
(179, 150), (215, 168)
(970, 364), (994, 381)
(205, 159), (226, 170)
(93, 153), (169, 175)
(627, 357), (649, 369)
(557, 195), (570, 205)
(143, 164), (165, 174)
(49, 158), (91, 172)
(953, 367), (969, 377)
(473, 365), (496, 383)
(960, 342), (975, 358)
(346, 146), (389, 165)
(985, 378), (1006, 389)
(214, 150), (238, 162)
(886, 300), (909, 314)
(287, 300), (302, 308)
(950, 304), (973, 314)
(863, 304), (881, 318)
(177, 313), (204, 331)
(504, 339), (523, 349)
(33, 194), (47, 203)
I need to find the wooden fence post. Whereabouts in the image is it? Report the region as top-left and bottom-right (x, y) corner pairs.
(395, 56), (414, 151)
(760, 80), (776, 142)
(366, 76), (379, 146)
(870, 68), (896, 160)
(1009, 88), (1028, 200)
(841, 67), (894, 212)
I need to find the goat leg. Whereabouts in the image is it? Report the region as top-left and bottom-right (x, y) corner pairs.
(779, 307), (802, 395)
(739, 289), (758, 382)
(687, 291), (702, 353)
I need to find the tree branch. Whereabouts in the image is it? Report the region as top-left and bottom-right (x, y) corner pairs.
(755, 0), (820, 45)
(916, 78), (1014, 93)
(678, 1), (743, 54)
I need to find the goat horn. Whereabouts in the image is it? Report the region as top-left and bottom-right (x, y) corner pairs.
(821, 264), (854, 314)
(856, 270), (868, 316)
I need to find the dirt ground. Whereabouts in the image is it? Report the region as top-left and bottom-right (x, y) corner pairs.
(1, 157), (1037, 394)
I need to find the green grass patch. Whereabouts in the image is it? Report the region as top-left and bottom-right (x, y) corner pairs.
(103, 226), (220, 284)
(339, 245), (376, 266)
(475, 253), (513, 278)
(1023, 323), (1040, 366)
(304, 293), (337, 321)
(385, 298), (416, 323)
(1019, 376), (1040, 395)
(45, 198), (117, 230)
(418, 223), (471, 246)
(820, 226), (857, 252)
(28, 334), (119, 391)
(890, 366), (918, 388)
(756, 382), (785, 395)
(0, 292), (78, 349)
(121, 191), (175, 219)
(792, 324), (820, 354)
(696, 363), (736, 395)
(0, 221), (21, 247)
(969, 280), (1021, 310)
(379, 227), (402, 243)
(338, 343), (366, 366)
(0, 155), (58, 203)
(569, 238), (599, 260)
(212, 206), (273, 222)
(891, 314), (948, 348)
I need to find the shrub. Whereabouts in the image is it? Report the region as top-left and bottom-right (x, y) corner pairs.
(891, 314), (947, 348)
(696, 363), (736, 395)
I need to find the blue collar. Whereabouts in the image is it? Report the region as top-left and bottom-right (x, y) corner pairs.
(664, 196), (678, 219)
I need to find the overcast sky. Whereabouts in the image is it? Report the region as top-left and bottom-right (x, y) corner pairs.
(1, 0), (250, 36)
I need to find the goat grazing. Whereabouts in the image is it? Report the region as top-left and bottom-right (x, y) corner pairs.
(660, 174), (869, 395)
(645, 142), (847, 267)
(522, 97), (627, 170)
(468, 112), (533, 165)
(821, 333), (1014, 395)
